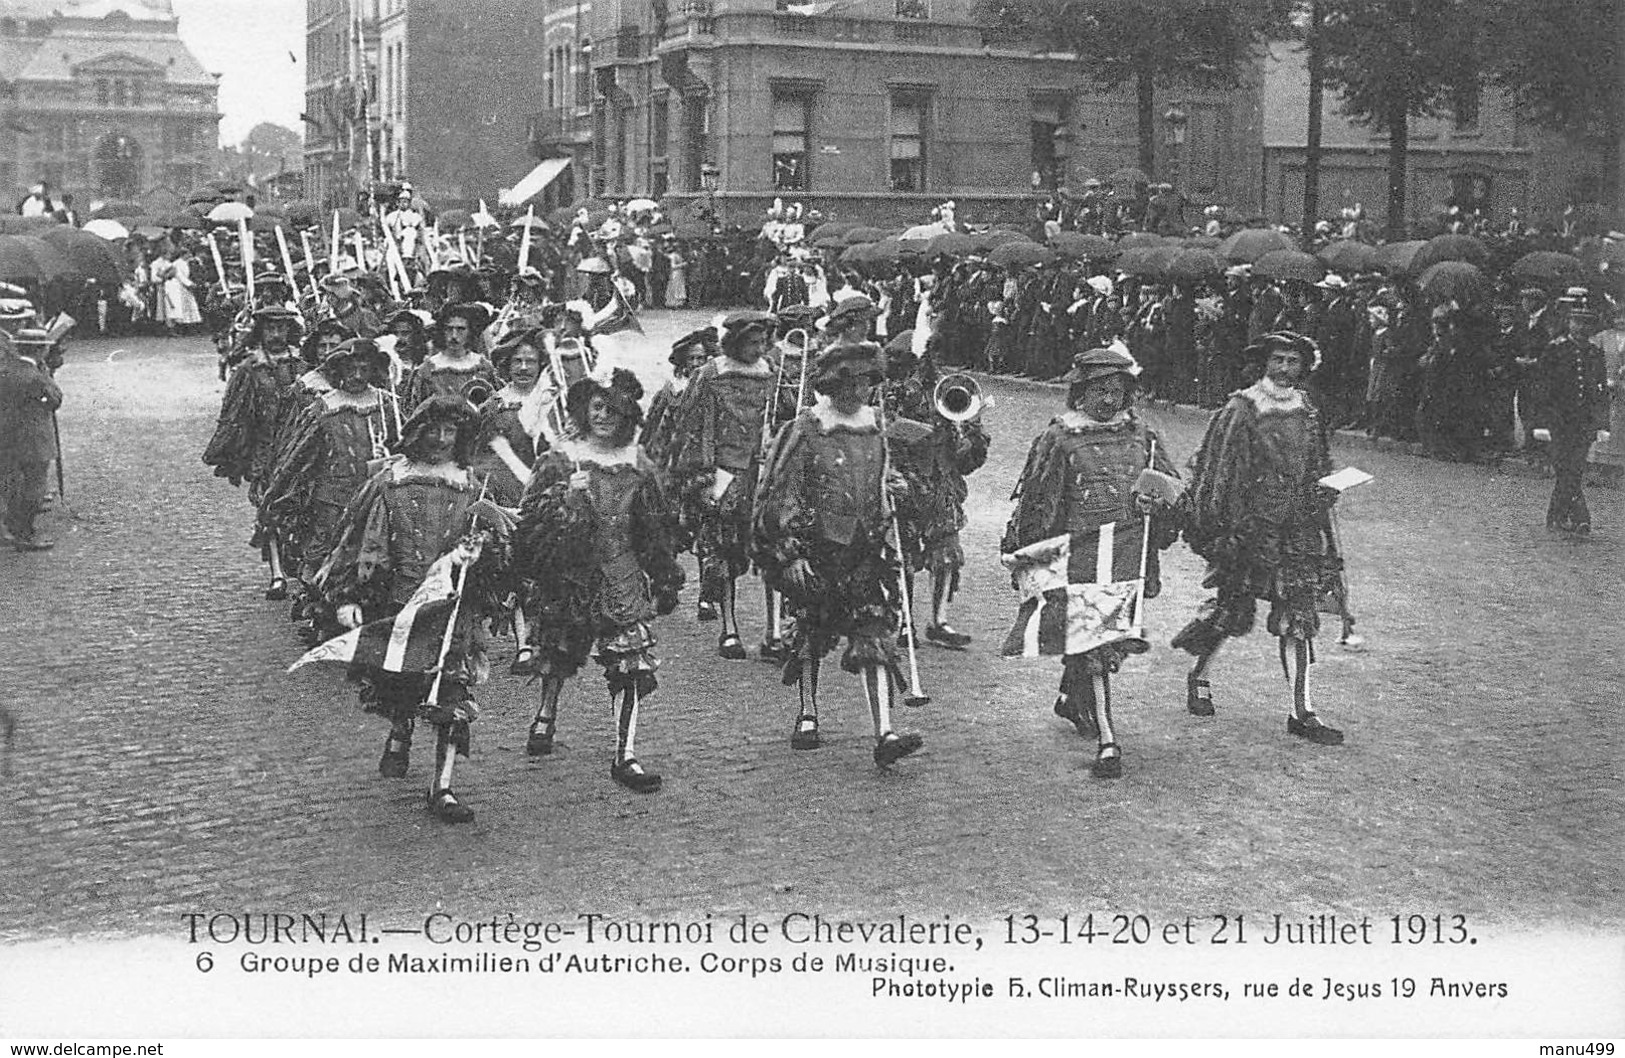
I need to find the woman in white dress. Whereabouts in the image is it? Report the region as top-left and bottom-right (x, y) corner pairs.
(161, 248), (203, 333)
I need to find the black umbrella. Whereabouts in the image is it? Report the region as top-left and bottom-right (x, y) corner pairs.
(1254, 249), (1326, 284)
(1418, 260), (1490, 303)
(1116, 231), (1168, 250)
(1107, 166), (1149, 186)
(1166, 247), (1225, 283)
(1372, 239), (1427, 275)
(1050, 232), (1118, 262)
(1509, 251), (1587, 286)
(842, 226), (889, 246)
(926, 232), (974, 257)
(36, 226), (126, 287)
(1220, 228), (1296, 263)
(1410, 233), (1489, 275)
(970, 229), (1031, 253)
(988, 241), (1058, 269)
(1115, 245), (1178, 279)
(1317, 240), (1378, 274)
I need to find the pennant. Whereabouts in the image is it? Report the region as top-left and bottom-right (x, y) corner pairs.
(1000, 523), (1146, 658)
(288, 554), (459, 675)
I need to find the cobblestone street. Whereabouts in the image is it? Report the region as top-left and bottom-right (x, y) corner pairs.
(2, 315), (1620, 941)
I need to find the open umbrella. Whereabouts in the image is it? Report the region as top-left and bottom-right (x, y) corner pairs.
(248, 214), (284, 233)
(926, 231), (974, 258)
(899, 222), (948, 241)
(0, 215), (63, 235)
(842, 226), (889, 246)
(1316, 240), (1378, 274)
(1166, 247), (1225, 283)
(1115, 245), (1178, 280)
(1220, 228), (1296, 263)
(254, 202), (286, 218)
(88, 200), (144, 220)
(1107, 166), (1149, 186)
(438, 208), (473, 229)
(896, 237), (932, 259)
(988, 241), (1058, 269)
(37, 226), (125, 287)
(1373, 239), (1427, 275)
(1418, 260), (1490, 303)
(82, 219), (130, 241)
(1410, 233), (1489, 274)
(970, 229), (1030, 253)
(867, 239), (906, 266)
(1254, 249), (1326, 284)
(207, 201), (255, 224)
(808, 221), (855, 247)
(1116, 231), (1167, 250)
(1182, 235), (1223, 249)
(510, 215), (552, 231)
(0, 235), (76, 282)
(1509, 251), (1587, 286)
(624, 198), (659, 213)
(1050, 232), (1118, 262)
(838, 242), (876, 268)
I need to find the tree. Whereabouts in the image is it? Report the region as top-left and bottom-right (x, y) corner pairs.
(1318, 0), (1485, 239)
(974, 0), (1291, 182)
(211, 122), (304, 193)
(1481, 0), (1621, 206)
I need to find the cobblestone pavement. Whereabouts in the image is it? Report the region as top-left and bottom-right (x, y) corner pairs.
(1, 317), (1619, 941)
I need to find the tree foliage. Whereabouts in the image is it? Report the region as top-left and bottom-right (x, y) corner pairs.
(973, 0), (1291, 178)
(1481, 0), (1621, 145)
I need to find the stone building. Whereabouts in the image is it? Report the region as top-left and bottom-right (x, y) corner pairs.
(559, 0), (1264, 228)
(304, 0), (553, 210)
(1260, 42), (1611, 230)
(0, 0), (220, 207)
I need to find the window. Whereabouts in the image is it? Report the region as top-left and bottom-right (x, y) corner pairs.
(575, 42), (592, 110)
(96, 78), (109, 106)
(889, 95), (926, 192)
(772, 93), (809, 191)
(1031, 99), (1062, 190)
(113, 80), (127, 107)
(895, 0), (928, 17)
(130, 79), (143, 107)
(545, 47), (556, 108)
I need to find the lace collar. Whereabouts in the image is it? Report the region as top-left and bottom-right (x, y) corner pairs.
(493, 382), (536, 407)
(426, 350), (484, 372)
(1241, 377), (1306, 414)
(1054, 409), (1135, 434)
(809, 396), (879, 433)
(557, 437), (641, 469)
(391, 460), (469, 487)
(298, 369), (333, 392)
(711, 355), (773, 378)
(322, 387), (380, 412)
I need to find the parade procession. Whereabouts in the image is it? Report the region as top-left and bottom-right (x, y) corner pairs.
(2, 3), (1623, 1038)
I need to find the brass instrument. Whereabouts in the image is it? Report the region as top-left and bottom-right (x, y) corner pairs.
(933, 372), (986, 424)
(462, 376), (495, 406)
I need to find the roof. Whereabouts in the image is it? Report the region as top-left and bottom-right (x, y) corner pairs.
(0, 1), (173, 19)
(12, 22), (214, 85)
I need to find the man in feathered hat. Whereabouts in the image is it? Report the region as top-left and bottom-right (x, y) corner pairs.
(673, 309), (782, 654)
(403, 302), (497, 412)
(203, 305), (311, 596)
(754, 341), (926, 768)
(260, 337), (396, 641)
(317, 270), (380, 338)
(318, 393), (512, 822)
(1173, 331), (1349, 746)
(513, 366), (684, 792)
(1002, 345), (1180, 777)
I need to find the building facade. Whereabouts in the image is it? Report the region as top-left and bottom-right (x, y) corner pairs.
(0, 0), (220, 208)
(304, 0), (554, 211)
(1260, 43), (1611, 231)
(548, 0), (1264, 229)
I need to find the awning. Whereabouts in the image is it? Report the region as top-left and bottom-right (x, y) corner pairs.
(499, 158), (572, 208)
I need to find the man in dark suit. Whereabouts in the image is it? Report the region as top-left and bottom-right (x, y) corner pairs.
(0, 326), (65, 551)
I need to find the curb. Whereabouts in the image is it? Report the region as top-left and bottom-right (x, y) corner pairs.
(967, 370), (1622, 490)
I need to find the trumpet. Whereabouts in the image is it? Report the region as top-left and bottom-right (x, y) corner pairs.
(367, 409), (391, 460)
(462, 376), (495, 406)
(933, 372), (987, 424)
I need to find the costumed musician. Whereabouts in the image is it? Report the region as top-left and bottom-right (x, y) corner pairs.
(404, 302), (498, 413)
(1001, 346), (1181, 778)
(753, 341), (926, 768)
(511, 368), (685, 792)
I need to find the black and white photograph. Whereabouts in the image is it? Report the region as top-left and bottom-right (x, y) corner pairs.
(0, 0), (1620, 1046)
